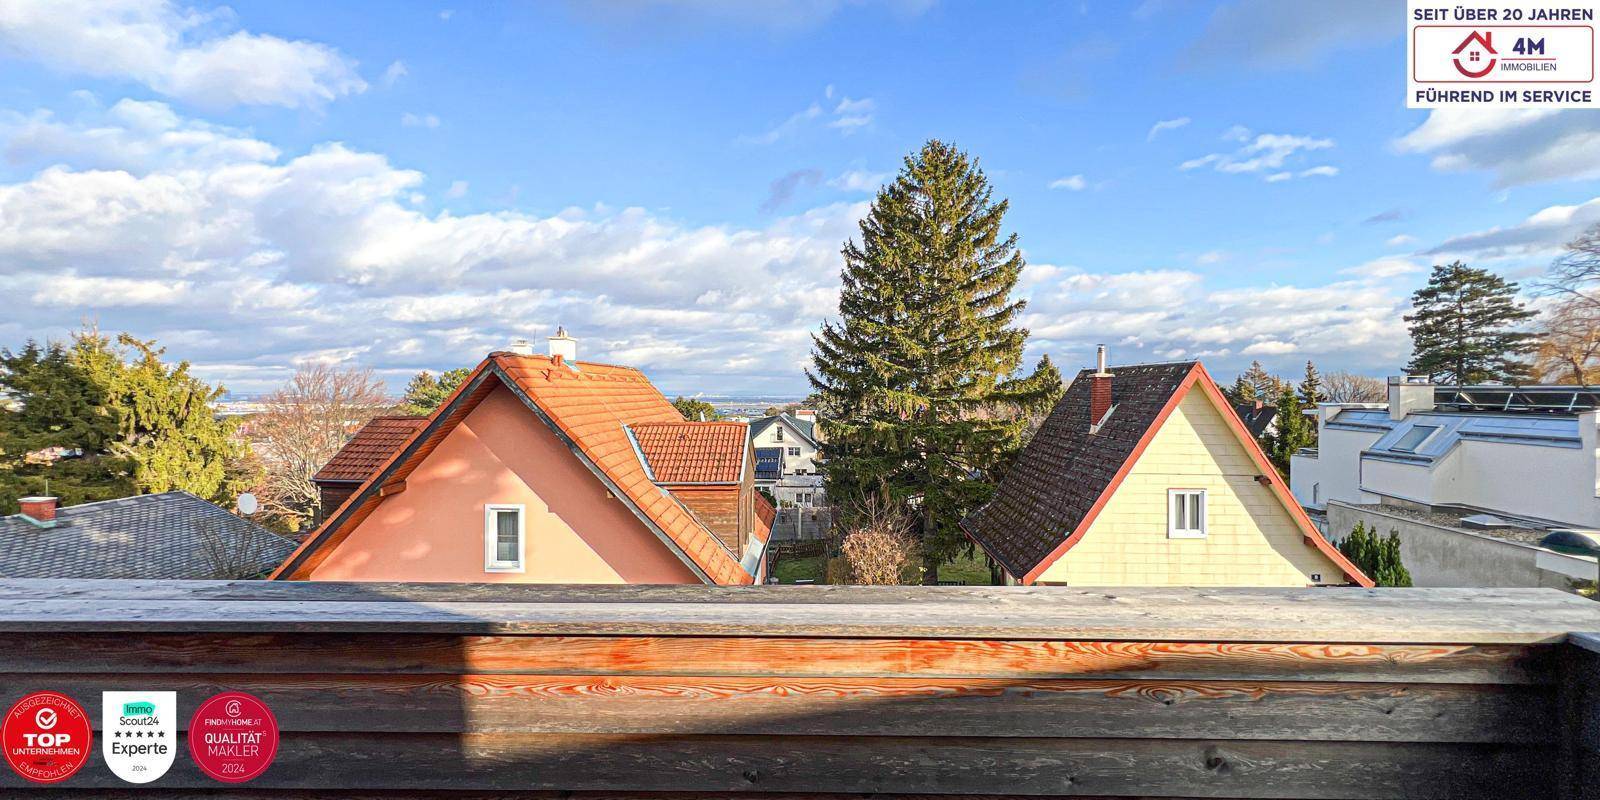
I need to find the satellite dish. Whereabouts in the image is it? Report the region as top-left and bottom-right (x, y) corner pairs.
(237, 493), (259, 516)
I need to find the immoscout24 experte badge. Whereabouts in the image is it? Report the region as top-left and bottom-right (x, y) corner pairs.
(102, 692), (176, 784)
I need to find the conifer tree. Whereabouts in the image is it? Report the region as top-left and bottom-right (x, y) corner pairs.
(809, 140), (1061, 581)
(1337, 521), (1412, 587)
(1265, 384), (1315, 478)
(1405, 261), (1536, 383)
(398, 367), (472, 415)
(1298, 360), (1324, 406)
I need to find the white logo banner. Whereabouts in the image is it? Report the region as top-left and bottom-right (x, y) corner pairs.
(101, 692), (176, 784)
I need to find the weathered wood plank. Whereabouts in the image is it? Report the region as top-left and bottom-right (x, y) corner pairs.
(0, 584), (1593, 643)
(0, 673), (1550, 742)
(0, 733), (1549, 798)
(0, 633), (1552, 684)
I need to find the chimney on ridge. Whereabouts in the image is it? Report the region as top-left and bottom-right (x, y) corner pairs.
(506, 338), (535, 356)
(1387, 374), (1435, 421)
(1089, 345), (1114, 430)
(17, 496), (58, 527)
(548, 326), (577, 364)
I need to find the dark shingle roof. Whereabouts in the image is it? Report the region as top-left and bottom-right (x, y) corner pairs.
(1233, 402), (1279, 439)
(0, 492), (296, 579)
(963, 362), (1199, 579)
(748, 414), (817, 446)
(313, 416), (429, 483)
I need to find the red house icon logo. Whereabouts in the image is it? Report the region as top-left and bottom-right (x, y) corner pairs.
(1452, 30), (1497, 78)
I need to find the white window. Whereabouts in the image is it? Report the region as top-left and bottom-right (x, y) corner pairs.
(774, 427), (784, 442)
(787, 447), (801, 456)
(484, 504), (525, 572)
(1168, 489), (1206, 539)
(1391, 424), (1438, 453)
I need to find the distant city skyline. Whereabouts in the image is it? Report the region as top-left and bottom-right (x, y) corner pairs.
(1, 1), (1592, 395)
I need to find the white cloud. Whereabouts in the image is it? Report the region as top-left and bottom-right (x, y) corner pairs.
(1340, 256), (1424, 280)
(829, 169), (887, 192)
(828, 96), (874, 131)
(1181, 131), (1335, 181)
(2, 99), (279, 173)
(1427, 196), (1600, 259)
(1386, 234), (1418, 248)
(0, 101), (870, 393)
(1147, 116), (1190, 140)
(400, 112), (441, 128)
(382, 60), (408, 87)
(1195, 250), (1226, 265)
(0, 0), (367, 109)
(1394, 108), (1600, 187)
(444, 180), (468, 199)
(1020, 268), (1410, 374)
(439, 9), (454, 21)
(1299, 165), (1338, 178)
(740, 88), (875, 143)
(1049, 174), (1087, 191)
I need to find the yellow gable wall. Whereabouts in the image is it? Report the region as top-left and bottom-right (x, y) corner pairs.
(1037, 388), (1343, 587)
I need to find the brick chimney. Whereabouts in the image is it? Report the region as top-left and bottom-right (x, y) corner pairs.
(17, 496), (58, 527)
(1089, 345), (1114, 431)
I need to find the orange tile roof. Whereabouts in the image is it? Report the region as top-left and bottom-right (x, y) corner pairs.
(632, 421), (747, 483)
(754, 491), (775, 543)
(312, 416), (429, 483)
(273, 352), (752, 585)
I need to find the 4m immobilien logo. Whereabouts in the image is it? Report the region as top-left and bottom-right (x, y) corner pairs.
(1408, 1), (1598, 107)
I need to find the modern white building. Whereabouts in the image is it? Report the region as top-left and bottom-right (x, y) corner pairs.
(1291, 377), (1600, 587)
(749, 411), (826, 507)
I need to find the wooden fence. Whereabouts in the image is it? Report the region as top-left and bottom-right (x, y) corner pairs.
(3, 581), (1600, 798)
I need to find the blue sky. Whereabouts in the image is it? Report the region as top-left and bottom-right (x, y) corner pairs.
(2, 1), (1597, 396)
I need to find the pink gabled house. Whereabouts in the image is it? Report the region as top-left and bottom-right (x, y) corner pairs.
(273, 334), (769, 584)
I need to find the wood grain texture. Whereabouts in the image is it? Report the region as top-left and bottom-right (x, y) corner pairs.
(0, 632), (1552, 683)
(0, 673), (1550, 742)
(0, 733), (1552, 798)
(0, 582), (1592, 643)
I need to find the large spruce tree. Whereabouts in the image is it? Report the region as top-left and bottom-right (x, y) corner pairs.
(1405, 261), (1536, 383)
(808, 140), (1061, 581)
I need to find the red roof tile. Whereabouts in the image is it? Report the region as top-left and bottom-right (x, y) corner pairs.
(312, 416), (429, 483)
(632, 421), (747, 484)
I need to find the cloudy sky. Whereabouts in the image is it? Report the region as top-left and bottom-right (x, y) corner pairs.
(0, 0), (1594, 396)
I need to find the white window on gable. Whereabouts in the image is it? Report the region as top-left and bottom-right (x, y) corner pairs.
(774, 427), (784, 442)
(484, 504), (525, 572)
(1168, 489), (1206, 539)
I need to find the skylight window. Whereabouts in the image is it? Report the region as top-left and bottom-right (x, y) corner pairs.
(1391, 425), (1439, 453)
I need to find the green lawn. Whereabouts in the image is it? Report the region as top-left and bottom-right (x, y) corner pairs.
(772, 555), (825, 583)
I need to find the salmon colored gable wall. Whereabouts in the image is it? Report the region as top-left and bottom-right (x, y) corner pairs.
(308, 385), (702, 584)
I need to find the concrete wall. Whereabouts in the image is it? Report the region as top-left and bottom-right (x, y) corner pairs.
(1326, 501), (1580, 589)
(1290, 405), (1385, 510)
(1039, 389), (1345, 587)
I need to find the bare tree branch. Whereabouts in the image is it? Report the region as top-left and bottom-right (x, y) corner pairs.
(1321, 372), (1386, 403)
(251, 364), (390, 533)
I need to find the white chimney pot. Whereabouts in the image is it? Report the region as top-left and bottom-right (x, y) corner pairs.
(548, 326), (577, 362)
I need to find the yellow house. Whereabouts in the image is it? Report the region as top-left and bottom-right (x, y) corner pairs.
(962, 351), (1370, 587)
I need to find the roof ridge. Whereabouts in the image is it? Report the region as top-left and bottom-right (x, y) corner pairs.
(2, 490), (195, 518)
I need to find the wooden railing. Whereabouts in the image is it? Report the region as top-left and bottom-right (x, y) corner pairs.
(3, 581), (1600, 798)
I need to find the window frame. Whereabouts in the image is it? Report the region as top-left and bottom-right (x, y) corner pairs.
(1167, 489), (1207, 539)
(483, 504), (527, 573)
(1390, 424), (1439, 453)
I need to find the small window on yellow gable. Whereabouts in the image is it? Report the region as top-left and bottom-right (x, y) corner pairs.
(1168, 489), (1206, 539)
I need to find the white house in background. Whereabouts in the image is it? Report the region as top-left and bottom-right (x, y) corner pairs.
(749, 411), (826, 507)
(1291, 376), (1600, 588)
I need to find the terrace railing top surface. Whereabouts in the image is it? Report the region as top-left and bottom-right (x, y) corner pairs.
(2, 579), (1599, 643)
